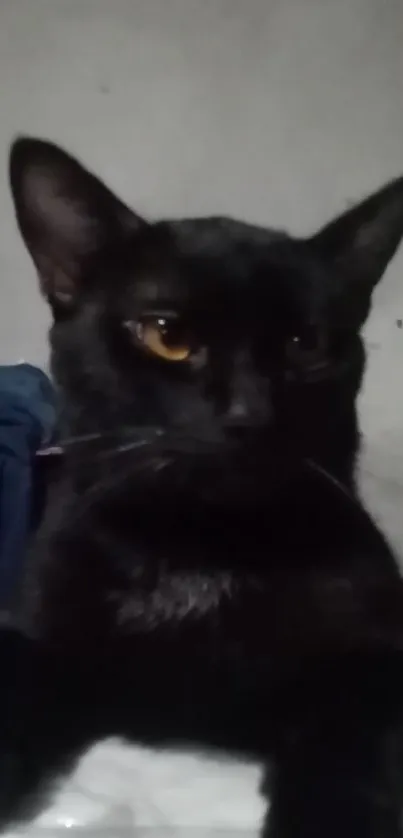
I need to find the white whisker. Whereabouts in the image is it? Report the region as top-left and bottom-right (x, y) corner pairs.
(97, 439), (154, 459)
(61, 432), (107, 447)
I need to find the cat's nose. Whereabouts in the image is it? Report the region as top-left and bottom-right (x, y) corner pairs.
(224, 399), (269, 431)
(224, 386), (270, 430)
(224, 352), (270, 431)
(226, 399), (250, 424)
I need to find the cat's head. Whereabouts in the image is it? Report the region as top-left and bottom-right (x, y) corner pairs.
(9, 138), (403, 498)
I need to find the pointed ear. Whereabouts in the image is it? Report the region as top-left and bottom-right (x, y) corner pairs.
(9, 137), (145, 308)
(311, 176), (403, 323)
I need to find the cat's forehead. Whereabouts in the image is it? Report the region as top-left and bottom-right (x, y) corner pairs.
(122, 216), (328, 322)
(169, 216), (286, 252)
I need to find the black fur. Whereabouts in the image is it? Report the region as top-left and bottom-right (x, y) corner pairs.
(3, 137), (403, 835)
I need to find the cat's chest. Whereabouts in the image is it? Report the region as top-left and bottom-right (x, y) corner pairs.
(28, 480), (401, 665)
(108, 566), (236, 628)
(32, 526), (375, 669)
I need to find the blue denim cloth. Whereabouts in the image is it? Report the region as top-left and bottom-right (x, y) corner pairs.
(0, 364), (56, 605)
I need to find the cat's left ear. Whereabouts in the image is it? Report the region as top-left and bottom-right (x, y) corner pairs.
(311, 176), (403, 323)
(9, 137), (145, 309)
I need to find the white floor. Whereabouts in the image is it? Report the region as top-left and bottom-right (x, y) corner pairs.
(1, 0), (403, 834)
(6, 741), (266, 837)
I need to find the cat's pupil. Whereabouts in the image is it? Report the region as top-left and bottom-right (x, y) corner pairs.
(154, 317), (185, 348)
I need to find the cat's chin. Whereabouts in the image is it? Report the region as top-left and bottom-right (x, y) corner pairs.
(197, 466), (294, 507)
(160, 444), (298, 508)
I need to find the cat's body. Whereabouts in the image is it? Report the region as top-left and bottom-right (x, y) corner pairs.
(3, 138), (403, 836)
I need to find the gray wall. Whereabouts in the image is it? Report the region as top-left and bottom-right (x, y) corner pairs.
(0, 0), (402, 545)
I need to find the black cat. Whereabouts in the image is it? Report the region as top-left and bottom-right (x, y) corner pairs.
(3, 137), (403, 836)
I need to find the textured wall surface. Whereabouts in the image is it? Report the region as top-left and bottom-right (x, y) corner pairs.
(0, 1), (403, 834)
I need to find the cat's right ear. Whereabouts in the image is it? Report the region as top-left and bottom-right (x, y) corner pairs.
(310, 175), (403, 325)
(9, 137), (145, 309)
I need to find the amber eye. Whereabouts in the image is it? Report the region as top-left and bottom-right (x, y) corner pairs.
(127, 315), (192, 362)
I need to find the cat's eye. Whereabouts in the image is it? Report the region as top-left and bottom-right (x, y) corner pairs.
(286, 326), (328, 374)
(125, 315), (192, 362)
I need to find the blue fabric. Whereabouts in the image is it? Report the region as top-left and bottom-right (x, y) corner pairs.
(0, 364), (56, 605)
